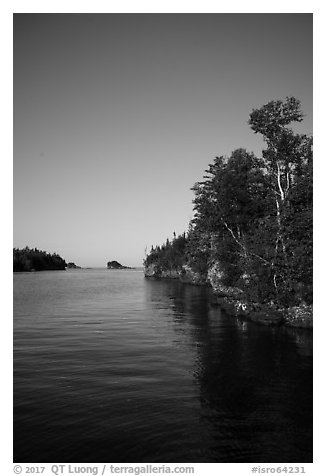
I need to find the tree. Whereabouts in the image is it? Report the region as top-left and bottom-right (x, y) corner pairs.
(189, 149), (270, 285)
(248, 97), (312, 304)
(143, 233), (188, 272)
(13, 247), (67, 271)
(144, 97), (312, 309)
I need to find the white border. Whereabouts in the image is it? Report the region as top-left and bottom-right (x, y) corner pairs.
(5, 3), (321, 474)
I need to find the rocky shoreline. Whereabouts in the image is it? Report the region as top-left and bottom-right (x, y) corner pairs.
(144, 264), (312, 329)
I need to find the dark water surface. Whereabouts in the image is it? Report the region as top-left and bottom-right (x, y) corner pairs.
(14, 269), (313, 463)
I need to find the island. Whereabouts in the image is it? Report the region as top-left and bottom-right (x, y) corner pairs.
(13, 247), (67, 272)
(66, 262), (81, 269)
(107, 260), (134, 269)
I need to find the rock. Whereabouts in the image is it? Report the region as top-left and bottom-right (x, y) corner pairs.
(285, 304), (313, 328)
(161, 269), (180, 279)
(144, 260), (312, 329)
(144, 264), (163, 277)
(66, 262), (81, 269)
(180, 265), (207, 285)
(107, 260), (133, 269)
(207, 262), (225, 290)
(143, 265), (181, 279)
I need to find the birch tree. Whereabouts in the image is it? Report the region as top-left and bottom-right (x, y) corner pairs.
(248, 97), (312, 298)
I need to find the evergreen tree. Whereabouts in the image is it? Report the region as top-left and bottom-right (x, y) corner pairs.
(144, 97), (312, 309)
(13, 247), (67, 271)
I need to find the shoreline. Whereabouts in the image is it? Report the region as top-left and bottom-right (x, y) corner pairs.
(144, 265), (312, 329)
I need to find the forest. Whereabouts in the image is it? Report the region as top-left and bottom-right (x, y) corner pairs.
(144, 97), (313, 311)
(13, 247), (67, 272)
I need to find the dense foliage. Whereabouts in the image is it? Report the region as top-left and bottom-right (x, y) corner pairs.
(144, 97), (313, 308)
(144, 233), (187, 272)
(13, 247), (67, 272)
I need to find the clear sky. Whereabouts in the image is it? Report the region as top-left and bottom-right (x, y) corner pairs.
(13, 13), (312, 267)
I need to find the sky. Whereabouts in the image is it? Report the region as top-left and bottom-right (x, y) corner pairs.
(13, 13), (313, 267)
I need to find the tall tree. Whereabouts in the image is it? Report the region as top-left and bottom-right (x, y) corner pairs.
(248, 97), (312, 303)
(189, 149), (270, 285)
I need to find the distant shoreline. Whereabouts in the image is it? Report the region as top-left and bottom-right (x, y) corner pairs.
(14, 266), (143, 272)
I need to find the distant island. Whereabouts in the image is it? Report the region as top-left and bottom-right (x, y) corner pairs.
(107, 260), (134, 269)
(66, 262), (81, 269)
(13, 247), (66, 272)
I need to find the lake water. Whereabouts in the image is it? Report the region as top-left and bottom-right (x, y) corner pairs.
(13, 268), (313, 463)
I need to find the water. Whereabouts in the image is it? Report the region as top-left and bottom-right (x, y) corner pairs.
(13, 269), (313, 463)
